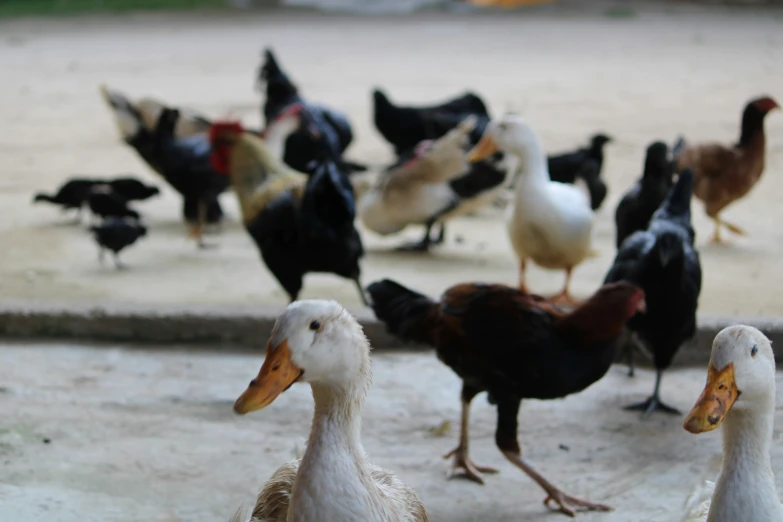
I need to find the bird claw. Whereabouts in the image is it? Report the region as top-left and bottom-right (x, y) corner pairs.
(624, 395), (681, 419)
(548, 292), (581, 307)
(443, 446), (498, 485)
(543, 490), (613, 518)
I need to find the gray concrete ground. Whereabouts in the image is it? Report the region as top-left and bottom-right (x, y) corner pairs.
(4, 341), (781, 522)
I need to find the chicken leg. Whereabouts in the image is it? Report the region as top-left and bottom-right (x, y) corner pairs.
(710, 215), (746, 244)
(548, 267), (581, 306)
(496, 397), (612, 517)
(353, 277), (370, 307)
(443, 385), (498, 484)
(187, 199), (208, 249)
(625, 369), (680, 419)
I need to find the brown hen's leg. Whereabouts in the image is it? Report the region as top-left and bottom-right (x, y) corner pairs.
(496, 397), (611, 517)
(719, 216), (746, 236)
(548, 268), (581, 306)
(518, 258), (529, 293)
(443, 385), (498, 485)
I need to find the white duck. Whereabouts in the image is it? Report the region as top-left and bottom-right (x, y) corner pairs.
(682, 324), (783, 522)
(468, 115), (594, 304)
(231, 300), (429, 522)
(357, 116), (509, 251)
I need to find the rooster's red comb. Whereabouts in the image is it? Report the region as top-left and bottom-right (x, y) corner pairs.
(209, 121), (245, 144)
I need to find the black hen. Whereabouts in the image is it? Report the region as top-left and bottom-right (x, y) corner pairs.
(107, 177), (160, 202)
(100, 86), (228, 240)
(372, 88), (490, 155)
(547, 133), (612, 210)
(614, 141), (676, 249)
(257, 49), (363, 174)
(33, 178), (101, 216)
(87, 187), (140, 221)
(604, 168), (702, 418)
(90, 217), (147, 269)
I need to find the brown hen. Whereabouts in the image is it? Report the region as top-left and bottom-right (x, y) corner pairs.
(675, 96), (779, 243)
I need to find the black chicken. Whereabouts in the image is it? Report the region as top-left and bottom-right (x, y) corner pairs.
(87, 186), (140, 221)
(604, 168), (702, 418)
(210, 120), (367, 305)
(614, 141), (676, 249)
(90, 217), (147, 269)
(257, 48), (364, 175)
(372, 88), (490, 155)
(33, 178), (101, 217)
(366, 278), (644, 517)
(547, 133), (612, 210)
(106, 177), (160, 201)
(100, 85), (229, 243)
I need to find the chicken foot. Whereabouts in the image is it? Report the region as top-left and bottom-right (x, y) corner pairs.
(501, 450), (612, 517)
(710, 216), (747, 244)
(624, 369), (680, 419)
(187, 200), (211, 249)
(444, 386), (498, 484)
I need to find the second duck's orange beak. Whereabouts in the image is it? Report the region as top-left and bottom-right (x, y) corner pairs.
(467, 134), (499, 163)
(234, 339), (303, 415)
(683, 363), (739, 434)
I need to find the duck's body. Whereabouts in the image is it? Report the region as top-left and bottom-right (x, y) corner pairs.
(508, 173), (593, 269)
(469, 115), (594, 303)
(683, 325), (783, 522)
(233, 300), (428, 522)
(358, 116), (507, 251)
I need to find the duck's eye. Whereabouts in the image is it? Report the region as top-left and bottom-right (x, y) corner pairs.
(751, 345), (758, 357)
(309, 320), (321, 331)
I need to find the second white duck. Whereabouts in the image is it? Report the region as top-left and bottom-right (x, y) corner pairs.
(468, 114), (594, 305)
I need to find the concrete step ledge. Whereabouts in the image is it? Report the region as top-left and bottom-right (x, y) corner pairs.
(1, 300), (782, 367)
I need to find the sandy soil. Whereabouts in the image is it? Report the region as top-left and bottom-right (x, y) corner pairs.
(3, 341), (782, 522)
(1, 6), (782, 318)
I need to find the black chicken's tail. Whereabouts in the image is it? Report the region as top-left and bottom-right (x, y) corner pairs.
(33, 193), (56, 204)
(366, 279), (439, 347)
(372, 89), (394, 114)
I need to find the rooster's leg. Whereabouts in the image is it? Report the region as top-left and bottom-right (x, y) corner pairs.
(518, 258), (528, 293)
(396, 223), (434, 252)
(443, 385), (498, 484)
(624, 369), (680, 419)
(433, 223), (446, 245)
(496, 397), (612, 517)
(549, 268), (581, 306)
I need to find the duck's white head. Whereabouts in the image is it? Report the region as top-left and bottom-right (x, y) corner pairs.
(467, 114), (543, 164)
(234, 299), (369, 414)
(684, 325), (776, 434)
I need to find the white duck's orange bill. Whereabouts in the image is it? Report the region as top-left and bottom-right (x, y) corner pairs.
(683, 363), (738, 434)
(234, 339), (303, 415)
(467, 134), (499, 163)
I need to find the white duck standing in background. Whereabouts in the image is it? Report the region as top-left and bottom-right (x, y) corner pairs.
(682, 325), (783, 522)
(467, 114), (594, 305)
(231, 300), (428, 522)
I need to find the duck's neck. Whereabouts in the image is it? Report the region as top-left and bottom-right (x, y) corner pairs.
(291, 361), (373, 518)
(307, 378), (366, 452)
(511, 140), (550, 190)
(710, 404), (782, 520)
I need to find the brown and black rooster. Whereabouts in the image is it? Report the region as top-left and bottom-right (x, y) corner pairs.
(209, 106), (367, 304)
(367, 279), (645, 517)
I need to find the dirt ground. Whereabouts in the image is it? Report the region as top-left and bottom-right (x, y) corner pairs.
(0, 5), (782, 317)
(3, 341), (782, 522)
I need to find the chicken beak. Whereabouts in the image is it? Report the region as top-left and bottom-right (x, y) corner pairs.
(467, 134), (499, 163)
(683, 363), (739, 434)
(234, 339), (303, 415)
